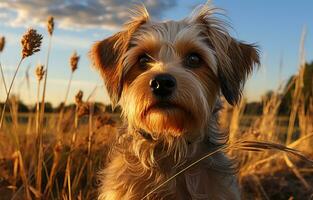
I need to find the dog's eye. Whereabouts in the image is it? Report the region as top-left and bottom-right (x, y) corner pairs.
(138, 54), (151, 69)
(185, 53), (202, 68)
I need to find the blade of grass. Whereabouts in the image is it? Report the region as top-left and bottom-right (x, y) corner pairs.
(0, 58), (24, 129)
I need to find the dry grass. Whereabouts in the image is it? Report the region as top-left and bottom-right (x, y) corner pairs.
(0, 20), (312, 200)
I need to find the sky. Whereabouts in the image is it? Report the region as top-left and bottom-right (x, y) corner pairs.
(0, 0), (312, 106)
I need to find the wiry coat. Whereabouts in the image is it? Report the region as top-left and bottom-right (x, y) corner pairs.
(90, 4), (259, 200)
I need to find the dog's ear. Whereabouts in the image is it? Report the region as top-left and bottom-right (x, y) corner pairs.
(189, 4), (260, 105)
(90, 5), (149, 106)
(218, 39), (260, 105)
(90, 33), (126, 106)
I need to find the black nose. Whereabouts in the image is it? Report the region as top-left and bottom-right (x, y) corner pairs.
(149, 74), (176, 97)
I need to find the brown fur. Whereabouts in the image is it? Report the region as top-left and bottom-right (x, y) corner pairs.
(90, 3), (259, 200)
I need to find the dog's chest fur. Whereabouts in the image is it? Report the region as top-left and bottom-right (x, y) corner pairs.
(98, 129), (240, 200)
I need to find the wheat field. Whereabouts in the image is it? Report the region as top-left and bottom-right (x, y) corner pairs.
(0, 17), (312, 200)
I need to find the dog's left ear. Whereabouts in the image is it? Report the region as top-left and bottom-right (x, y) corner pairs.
(189, 4), (260, 105)
(218, 39), (260, 105)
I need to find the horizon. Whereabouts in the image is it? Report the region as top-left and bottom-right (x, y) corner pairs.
(0, 0), (313, 107)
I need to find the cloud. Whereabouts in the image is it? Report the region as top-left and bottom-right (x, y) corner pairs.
(0, 0), (177, 30)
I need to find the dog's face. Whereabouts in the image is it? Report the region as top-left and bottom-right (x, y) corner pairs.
(90, 5), (259, 141)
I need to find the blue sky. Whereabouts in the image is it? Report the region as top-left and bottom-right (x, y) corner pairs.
(0, 0), (312, 106)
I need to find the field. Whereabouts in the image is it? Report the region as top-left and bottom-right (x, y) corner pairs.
(0, 18), (313, 200)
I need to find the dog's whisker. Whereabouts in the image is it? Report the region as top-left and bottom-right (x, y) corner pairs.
(145, 53), (157, 62)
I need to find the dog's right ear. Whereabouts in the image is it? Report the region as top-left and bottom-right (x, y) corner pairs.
(90, 5), (149, 106)
(90, 32), (127, 106)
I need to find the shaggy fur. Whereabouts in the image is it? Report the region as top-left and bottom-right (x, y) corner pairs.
(90, 4), (259, 200)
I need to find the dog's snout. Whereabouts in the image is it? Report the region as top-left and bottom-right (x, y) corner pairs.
(150, 74), (176, 97)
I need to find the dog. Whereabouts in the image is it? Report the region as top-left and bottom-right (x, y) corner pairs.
(90, 3), (259, 200)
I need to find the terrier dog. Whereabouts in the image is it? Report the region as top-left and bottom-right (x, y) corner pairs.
(90, 4), (259, 200)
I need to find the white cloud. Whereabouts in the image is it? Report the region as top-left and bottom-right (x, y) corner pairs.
(0, 0), (177, 30)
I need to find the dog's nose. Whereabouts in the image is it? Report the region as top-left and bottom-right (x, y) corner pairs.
(150, 74), (176, 97)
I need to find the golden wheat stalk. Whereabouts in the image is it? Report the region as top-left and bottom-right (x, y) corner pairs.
(87, 102), (94, 157)
(62, 90), (83, 199)
(12, 151), (19, 193)
(43, 141), (62, 197)
(283, 154), (311, 189)
(286, 27), (307, 144)
(14, 150), (32, 200)
(35, 64), (44, 135)
(0, 62), (8, 95)
(72, 101), (94, 191)
(0, 36), (7, 98)
(0, 29), (42, 129)
(0, 58), (23, 128)
(35, 64), (45, 196)
(39, 16), (54, 130)
(35, 18), (54, 196)
(57, 51), (80, 132)
(47, 16), (54, 36)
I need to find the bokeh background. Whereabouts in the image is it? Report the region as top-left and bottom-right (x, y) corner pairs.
(0, 1), (312, 199)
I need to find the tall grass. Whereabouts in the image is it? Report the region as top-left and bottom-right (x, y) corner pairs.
(0, 29), (43, 129)
(56, 51), (80, 133)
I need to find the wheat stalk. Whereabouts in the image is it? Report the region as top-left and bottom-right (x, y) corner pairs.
(286, 27), (307, 144)
(0, 36), (8, 104)
(57, 51), (80, 132)
(0, 29), (42, 129)
(34, 19), (54, 197)
(38, 16), (54, 141)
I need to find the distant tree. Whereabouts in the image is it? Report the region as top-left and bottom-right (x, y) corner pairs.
(261, 90), (275, 102)
(44, 102), (54, 113)
(0, 96), (29, 113)
(30, 102), (54, 113)
(55, 102), (65, 112)
(244, 102), (263, 115)
(93, 102), (105, 113)
(104, 104), (122, 113)
(18, 101), (29, 112)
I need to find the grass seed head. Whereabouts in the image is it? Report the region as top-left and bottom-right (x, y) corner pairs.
(70, 51), (79, 72)
(0, 36), (5, 52)
(35, 64), (45, 81)
(21, 29), (43, 59)
(47, 16), (54, 36)
(75, 90), (83, 105)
